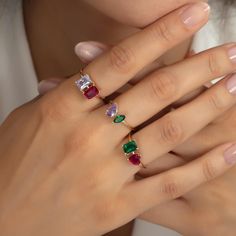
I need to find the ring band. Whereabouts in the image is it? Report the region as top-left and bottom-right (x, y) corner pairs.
(122, 133), (145, 168)
(106, 101), (134, 130)
(75, 70), (100, 99)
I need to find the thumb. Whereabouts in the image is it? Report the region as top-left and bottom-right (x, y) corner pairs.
(38, 78), (64, 95)
(38, 41), (110, 95)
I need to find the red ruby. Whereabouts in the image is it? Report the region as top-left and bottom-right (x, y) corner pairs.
(84, 86), (99, 99)
(129, 154), (141, 165)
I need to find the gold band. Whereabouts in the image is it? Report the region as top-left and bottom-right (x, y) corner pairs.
(106, 101), (134, 131)
(122, 133), (146, 168)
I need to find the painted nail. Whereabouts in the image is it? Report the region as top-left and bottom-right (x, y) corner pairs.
(75, 41), (106, 63)
(226, 74), (236, 95)
(228, 46), (236, 63)
(181, 2), (210, 27)
(38, 79), (61, 95)
(224, 144), (236, 165)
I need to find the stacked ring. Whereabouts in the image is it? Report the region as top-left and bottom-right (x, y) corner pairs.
(122, 133), (145, 168)
(75, 70), (100, 99)
(106, 101), (133, 130)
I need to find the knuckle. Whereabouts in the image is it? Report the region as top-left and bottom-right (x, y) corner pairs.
(202, 159), (217, 181)
(150, 21), (173, 43)
(38, 93), (72, 123)
(206, 52), (222, 77)
(207, 91), (227, 112)
(160, 114), (184, 145)
(149, 71), (177, 101)
(161, 176), (181, 199)
(109, 44), (135, 73)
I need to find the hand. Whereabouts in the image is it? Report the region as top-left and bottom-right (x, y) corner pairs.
(2, 3), (236, 236)
(140, 150), (236, 236)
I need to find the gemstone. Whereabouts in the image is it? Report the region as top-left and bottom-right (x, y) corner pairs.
(128, 154), (141, 165)
(75, 74), (93, 91)
(114, 115), (126, 123)
(123, 140), (137, 154)
(84, 86), (99, 99)
(106, 103), (118, 117)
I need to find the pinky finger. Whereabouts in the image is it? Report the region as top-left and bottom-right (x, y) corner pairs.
(125, 143), (236, 214)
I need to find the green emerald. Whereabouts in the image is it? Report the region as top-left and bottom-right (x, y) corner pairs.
(123, 140), (137, 154)
(114, 115), (126, 123)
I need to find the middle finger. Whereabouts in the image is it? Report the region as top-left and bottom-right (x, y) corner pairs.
(112, 44), (236, 128)
(130, 74), (236, 166)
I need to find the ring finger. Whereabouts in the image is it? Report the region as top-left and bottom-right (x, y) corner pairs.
(119, 74), (236, 171)
(111, 44), (236, 130)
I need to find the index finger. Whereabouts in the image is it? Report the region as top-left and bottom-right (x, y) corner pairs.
(74, 2), (210, 99)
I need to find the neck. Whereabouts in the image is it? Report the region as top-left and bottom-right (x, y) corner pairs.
(23, 0), (192, 81)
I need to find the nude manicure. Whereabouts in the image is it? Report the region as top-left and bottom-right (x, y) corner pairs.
(224, 144), (236, 165)
(181, 2), (210, 27)
(226, 74), (236, 95)
(38, 79), (61, 95)
(75, 42), (105, 62)
(228, 46), (236, 63)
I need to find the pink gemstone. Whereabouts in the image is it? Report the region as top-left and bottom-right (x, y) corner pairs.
(84, 86), (99, 99)
(129, 154), (141, 165)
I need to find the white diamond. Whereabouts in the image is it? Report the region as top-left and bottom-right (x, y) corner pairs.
(75, 74), (93, 91)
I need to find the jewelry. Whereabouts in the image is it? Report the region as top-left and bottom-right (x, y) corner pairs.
(106, 101), (133, 130)
(75, 70), (100, 99)
(122, 133), (145, 168)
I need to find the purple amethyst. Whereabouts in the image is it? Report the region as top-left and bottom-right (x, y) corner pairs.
(106, 103), (118, 117)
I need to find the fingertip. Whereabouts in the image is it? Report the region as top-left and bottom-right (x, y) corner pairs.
(74, 41), (108, 63)
(223, 143), (236, 165)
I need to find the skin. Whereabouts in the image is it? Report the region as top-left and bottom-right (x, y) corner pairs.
(56, 41), (236, 236)
(2, 0), (234, 235)
(83, 0), (202, 28)
(23, 0), (196, 81)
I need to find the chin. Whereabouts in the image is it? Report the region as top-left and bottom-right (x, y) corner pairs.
(85, 0), (203, 28)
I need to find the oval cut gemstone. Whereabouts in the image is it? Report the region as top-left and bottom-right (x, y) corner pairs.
(114, 115), (126, 123)
(123, 140), (137, 154)
(128, 154), (141, 165)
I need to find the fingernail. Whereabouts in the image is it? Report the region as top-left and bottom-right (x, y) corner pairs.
(228, 46), (236, 63)
(226, 74), (236, 95)
(75, 41), (106, 63)
(38, 79), (61, 95)
(224, 144), (236, 165)
(181, 2), (210, 27)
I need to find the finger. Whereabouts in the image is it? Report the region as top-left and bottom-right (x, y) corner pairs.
(111, 44), (236, 128)
(74, 41), (110, 63)
(138, 153), (186, 178)
(139, 199), (191, 234)
(125, 142), (236, 215)
(130, 74), (236, 165)
(173, 115), (236, 161)
(38, 78), (64, 95)
(64, 2), (210, 106)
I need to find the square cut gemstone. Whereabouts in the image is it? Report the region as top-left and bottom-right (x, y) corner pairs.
(75, 74), (93, 91)
(84, 86), (99, 99)
(123, 140), (137, 154)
